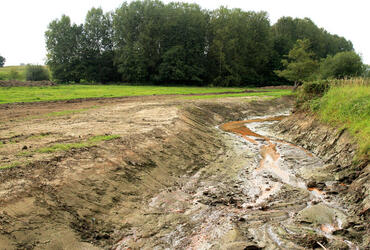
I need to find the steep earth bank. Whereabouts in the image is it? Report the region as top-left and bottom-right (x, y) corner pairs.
(276, 112), (369, 248)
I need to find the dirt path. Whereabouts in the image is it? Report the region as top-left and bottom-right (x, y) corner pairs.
(0, 95), (363, 249)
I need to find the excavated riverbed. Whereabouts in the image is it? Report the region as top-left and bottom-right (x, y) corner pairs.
(0, 96), (364, 249)
(113, 113), (359, 249)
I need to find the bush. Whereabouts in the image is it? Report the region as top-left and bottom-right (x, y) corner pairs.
(26, 65), (50, 81)
(296, 80), (331, 109)
(320, 51), (364, 79)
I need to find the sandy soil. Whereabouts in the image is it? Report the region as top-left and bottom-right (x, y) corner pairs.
(0, 95), (364, 249)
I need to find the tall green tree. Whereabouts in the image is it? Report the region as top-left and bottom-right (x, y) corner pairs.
(113, 0), (166, 82)
(45, 15), (83, 82)
(0, 55), (5, 67)
(157, 2), (208, 84)
(82, 8), (118, 83)
(207, 8), (272, 86)
(275, 39), (319, 84)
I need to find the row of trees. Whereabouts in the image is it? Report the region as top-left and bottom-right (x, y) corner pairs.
(45, 0), (362, 85)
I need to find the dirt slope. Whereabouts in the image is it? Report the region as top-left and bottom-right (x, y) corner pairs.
(0, 96), (292, 249)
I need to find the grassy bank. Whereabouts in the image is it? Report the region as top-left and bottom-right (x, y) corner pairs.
(0, 85), (291, 104)
(0, 65), (27, 81)
(298, 78), (369, 158)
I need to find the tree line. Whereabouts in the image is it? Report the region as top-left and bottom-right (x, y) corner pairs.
(45, 0), (362, 86)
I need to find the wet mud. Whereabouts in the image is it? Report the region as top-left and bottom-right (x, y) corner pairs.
(113, 114), (360, 249)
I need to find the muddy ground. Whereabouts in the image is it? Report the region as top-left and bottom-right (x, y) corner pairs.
(0, 95), (367, 249)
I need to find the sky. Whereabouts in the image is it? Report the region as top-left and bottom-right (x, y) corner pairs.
(0, 0), (369, 66)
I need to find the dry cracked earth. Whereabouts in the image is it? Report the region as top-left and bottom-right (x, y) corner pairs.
(0, 95), (366, 249)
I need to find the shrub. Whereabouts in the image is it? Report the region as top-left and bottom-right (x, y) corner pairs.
(26, 65), (50, 81)
(296, 80), (330, 109)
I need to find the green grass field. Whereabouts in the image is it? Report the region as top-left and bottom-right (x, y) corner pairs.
(0, 85), (292, 104)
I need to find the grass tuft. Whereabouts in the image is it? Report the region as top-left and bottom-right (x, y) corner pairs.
(0, 162), (21, 170)
(36, 134), (121, 154)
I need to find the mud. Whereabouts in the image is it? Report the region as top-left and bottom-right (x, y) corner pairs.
(0, 95), (366, 249)
(276, 112), (369, 248)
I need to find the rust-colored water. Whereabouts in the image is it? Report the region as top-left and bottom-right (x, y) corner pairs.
(308, 187), (325, 195)
(221, 116), (286, 171)
(220, 116), (314, 191)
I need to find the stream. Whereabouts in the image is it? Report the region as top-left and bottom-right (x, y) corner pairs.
(114, 113), (358, 250)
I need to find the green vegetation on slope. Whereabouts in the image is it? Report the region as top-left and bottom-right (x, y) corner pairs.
(0, 65), (51, 81)
(0, 65), (27, 81)
(298, 78), (369, 158)
(37, 135), (120, 153)
(0, 85), (285, 104)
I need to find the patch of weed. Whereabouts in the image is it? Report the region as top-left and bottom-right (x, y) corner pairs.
(0, 162), (21, 170)
(37, 142), (89, 153)
(88, 134), (121, 143)
(36, 134), (121, 154)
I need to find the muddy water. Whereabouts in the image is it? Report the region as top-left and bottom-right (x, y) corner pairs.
(114, 114), (358, 250)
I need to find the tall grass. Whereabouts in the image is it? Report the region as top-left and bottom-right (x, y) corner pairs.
(301, 78), (369, 158)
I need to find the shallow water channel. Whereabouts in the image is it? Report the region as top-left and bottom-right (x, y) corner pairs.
(114, 114), (358, 249)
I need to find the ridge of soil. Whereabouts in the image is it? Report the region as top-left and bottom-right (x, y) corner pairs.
(0, 80), (57, 87)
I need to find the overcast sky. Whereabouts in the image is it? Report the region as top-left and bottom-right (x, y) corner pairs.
(0, 0), (369, 66)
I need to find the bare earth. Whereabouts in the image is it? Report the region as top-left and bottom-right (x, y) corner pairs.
(0, 95), (364, 249)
